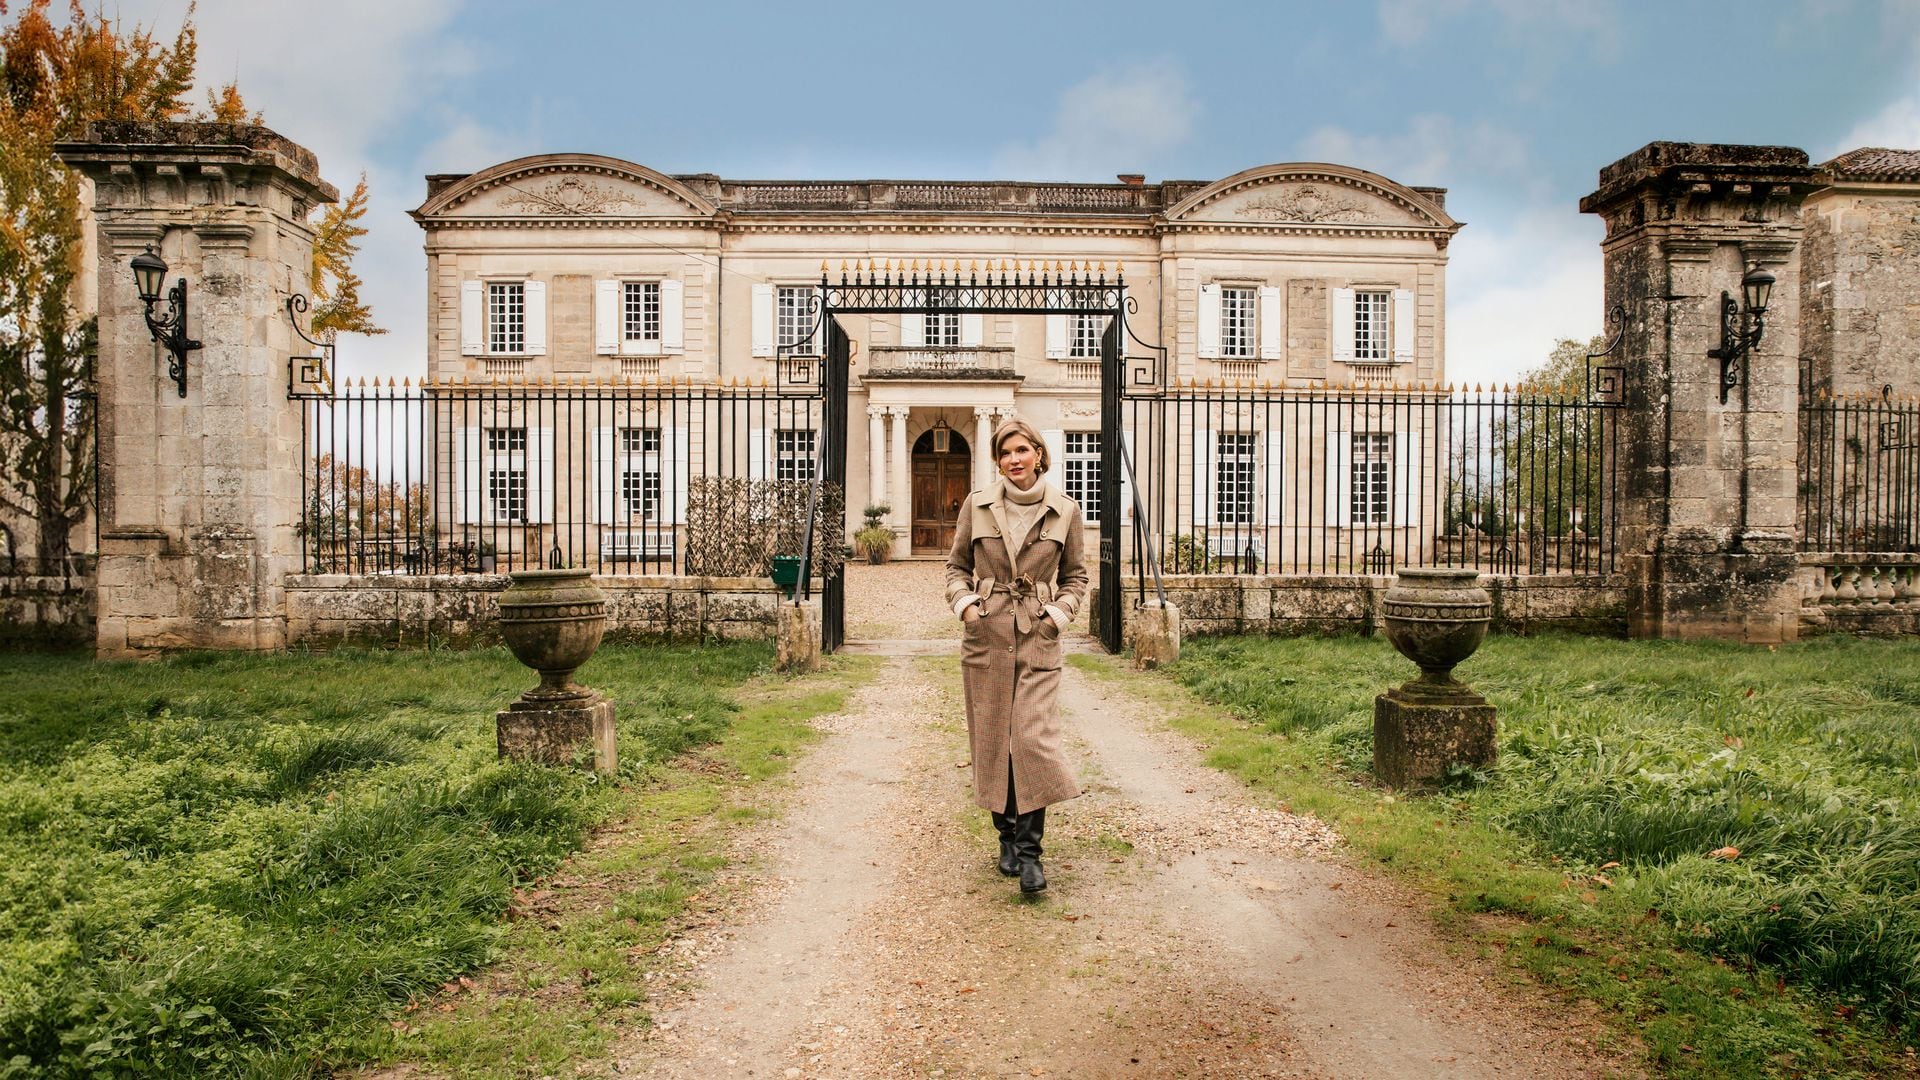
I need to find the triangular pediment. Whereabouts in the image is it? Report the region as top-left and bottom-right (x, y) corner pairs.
(415, 154), (717, 221)
(1166, 164), (1455, 231)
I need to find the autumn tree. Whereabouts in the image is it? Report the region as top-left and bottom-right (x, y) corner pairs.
(1496, 335), (1611, 538)
(309, 173), (382, 337)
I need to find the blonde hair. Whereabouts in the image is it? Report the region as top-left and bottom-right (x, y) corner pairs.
(991, 415), (1050, 476)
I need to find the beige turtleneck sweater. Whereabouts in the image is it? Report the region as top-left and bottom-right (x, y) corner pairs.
(953, 479), (1068, 628)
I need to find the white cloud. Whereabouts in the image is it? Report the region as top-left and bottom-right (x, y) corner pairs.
(992, 62), (1196, 181)
(1829, 79), (1920, 157)
(1299, 114), (1535, 190)
(1443, 207), (1606, 388)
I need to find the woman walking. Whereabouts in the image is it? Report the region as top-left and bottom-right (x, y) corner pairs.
(945, 416), (1089, 893)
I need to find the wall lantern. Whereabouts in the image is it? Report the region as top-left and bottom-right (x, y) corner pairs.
(130, 246), (202, 398)
(931, 416), (951, 453)
(1707, 264), (1775, 405)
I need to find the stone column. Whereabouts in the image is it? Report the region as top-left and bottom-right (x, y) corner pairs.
(58, 122), (338, 656)
(974, 406), (994, 490)
(1580, 142), (1821, 643)
(888, 406), (911, 549)
(867, 405), (888, 511)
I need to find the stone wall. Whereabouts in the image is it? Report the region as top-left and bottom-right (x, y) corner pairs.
(285, 574), (784, 647)
(0, 571), (95, 649)
(1800, 153), (1920, 397)
(1796, 552), (1920, 636)
(1093, 573), (1627, 640)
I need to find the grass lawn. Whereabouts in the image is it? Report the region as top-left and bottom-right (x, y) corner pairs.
(1085, 633), (1920, 1077)
(0, 643), (868, 1078)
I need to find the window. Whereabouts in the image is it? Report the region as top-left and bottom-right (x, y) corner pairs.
(1220, 287), (1255, 358)
(1063, 432), (1101, 522)
(776, 429), (816, 483)
(487, 282), (525, 354)
(619, 427), (660, 519)
(1216, 432), (1255, 524)
(486, 427), (526, 453)
(1354, 290), (1391, 362)
(777, 287), (816, 351)
(1351, 432), (1392, 525)
(623, 282), (661, 347)
(925, 287), (960, 347)
(1068, 314), (1106, 359)
(484, 426), (528, 522)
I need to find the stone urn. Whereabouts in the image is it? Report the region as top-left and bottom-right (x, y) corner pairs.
(495, 569), (616, 773)
(1381, 567), (1493, 691)
(1374, 567), (1496, 789)
(497, 568), (609, 702)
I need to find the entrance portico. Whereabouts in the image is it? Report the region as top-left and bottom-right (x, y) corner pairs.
(862, 383), (1018, 558)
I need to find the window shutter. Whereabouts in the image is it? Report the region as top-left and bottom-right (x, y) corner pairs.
(665, 426), (689, 525)
(460, 281), (483, 355)
(456, 426), (481, 523)
(1044, 315), (1069, 359)
(1197, 283), (1221, 359)
(524, 280), (547, 355)
(1193, 427), (1216, 529)
(594, 280), (618, 355)
(1264, 429), (1289, 526)
(1041, 430), (1066, 496)
(529, 427), (554, 524)
(900, 288), (924, 347)
(960, 313), (985, 349)
(661, 279), (685, 354)
(1393, 429), (1421, 527)
(1327, 428), (1352, 528)
(1332, 287), (1355, 363)
(1120, 430), (1135, 525)
(1393, 288), (1415, 363)
(749, 426), (769, 482)
(1259, 286), (1283, 360)
(590, 427), (615, 524)
(751, 282), (774, 357)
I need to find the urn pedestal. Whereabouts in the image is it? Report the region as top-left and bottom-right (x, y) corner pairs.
(1374, 568), (1496, 789)
(495, 569), (616, 774)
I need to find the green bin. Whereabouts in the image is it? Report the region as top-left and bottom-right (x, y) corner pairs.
(770, 554), (803, 600)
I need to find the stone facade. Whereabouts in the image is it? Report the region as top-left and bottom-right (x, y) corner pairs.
(1092, 572), (1626, 640)
(0, 567), (95, 649)
(411, 157), (1460, 560)
(1801, 149), (1920, 397)
(285, 573), (781, 647)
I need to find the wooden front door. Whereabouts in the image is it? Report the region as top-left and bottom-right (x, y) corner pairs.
(911, 431), (972, 552)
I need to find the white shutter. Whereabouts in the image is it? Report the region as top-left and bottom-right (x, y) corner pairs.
(1393, 429), (1421, 527)
(900, 288), (924, 347)
(960, 313), (985, 349)
(751, 282), (774, 357)
(1197, 283), (1222, 359)
(594, 280), (619, 355)
(1193, 427), (1216, 529)
(1393, 288), (1415, 363)
(1041, 430), (1066, 498)
(590, 427), (616, 524)
(1332, 287), (1355, 363)
(456, 426), (482, 523)
(524, 280), (547, 356)
(1327, 428), (1352, 528)
(529, 426), (554, 524)
(1259, 286), (1283, 360)
(661, 278), (685, 354)
(1120, 429), (1135, 525)
(1264, 429), (1288, 526)
(460, 281), (483, 355)
(1045, 315), (1069, 359)
(665, 426), (689, 525)
(749, 425), (769, 481)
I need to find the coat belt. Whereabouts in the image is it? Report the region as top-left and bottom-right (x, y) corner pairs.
(975, 575), (1054, 634)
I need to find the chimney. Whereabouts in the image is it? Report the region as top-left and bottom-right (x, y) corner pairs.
(1116, 173), (1145, 186)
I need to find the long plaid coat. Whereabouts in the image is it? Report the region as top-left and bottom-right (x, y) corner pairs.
(944, 480), (1090, 815)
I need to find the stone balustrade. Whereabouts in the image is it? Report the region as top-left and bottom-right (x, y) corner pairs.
(863, 346), (1016, 378)
(1798, 553), (1920, 635)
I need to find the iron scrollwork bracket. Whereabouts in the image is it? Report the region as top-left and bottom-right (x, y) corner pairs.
(1706, 291), (1765, 405)
(1584, 301), (1627, 406)
(144, 277), (201, 398)
(286, 294), (336, 400)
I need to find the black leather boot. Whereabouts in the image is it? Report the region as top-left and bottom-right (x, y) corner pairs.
(989, 811), (1019, 876)
(1013, 807), (1047, 893)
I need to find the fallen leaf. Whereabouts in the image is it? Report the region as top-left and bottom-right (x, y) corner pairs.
(1708, 846), (1741, 861)
(958, 986), (977, 994)
(1328, 881), (1343, 890)
(1592, 874), (1614, 888)
(1724, 735), (1744, 748)
(1580, 890), (1599, 904)
(1598, 861), (1621, 871)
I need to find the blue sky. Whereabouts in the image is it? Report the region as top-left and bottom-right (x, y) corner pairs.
(110, 0), (1920, 386)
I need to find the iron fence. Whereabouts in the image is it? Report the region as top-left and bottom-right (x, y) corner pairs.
(1116, 383), (1621, 580)
(1799, 388), (1920, 552)
(295, 378), (835, 577)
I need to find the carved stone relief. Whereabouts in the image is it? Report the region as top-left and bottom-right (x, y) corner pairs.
(1232, 183), (1378, 224)
(501, 176), (641, 215)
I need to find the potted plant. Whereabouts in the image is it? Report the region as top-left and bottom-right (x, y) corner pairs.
(854, 504), (893, 565)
